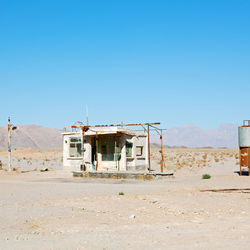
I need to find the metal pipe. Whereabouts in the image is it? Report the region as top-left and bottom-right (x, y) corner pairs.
(147, 124), (151, 171)
(81, 128), (85, 171)
(93, 122), (160, 127)
(72, 122), (160, 129)
(160, 129), (164, 173)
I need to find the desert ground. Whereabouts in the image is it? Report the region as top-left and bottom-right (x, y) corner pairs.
(1, 148), (250, 249)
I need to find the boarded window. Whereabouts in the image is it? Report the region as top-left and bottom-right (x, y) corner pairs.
(126, 141), (133, 157)
(69, 137), (82, 157)
(136, 146), (143, 157)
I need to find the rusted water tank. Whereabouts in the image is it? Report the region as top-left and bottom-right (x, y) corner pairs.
(239, 120), (250, 175)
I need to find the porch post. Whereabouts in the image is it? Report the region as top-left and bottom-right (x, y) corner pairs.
(95, 132), (99, 171)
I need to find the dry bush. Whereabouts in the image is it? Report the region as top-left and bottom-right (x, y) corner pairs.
(214, 158), (219, 162)
(202, 154), (207, 160)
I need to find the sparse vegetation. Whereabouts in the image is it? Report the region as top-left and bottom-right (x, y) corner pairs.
(202, 154), (207, 160)
(214, 158), (219, 162)
(119, 192), (124, 195)
(202, 174), (211, 179)
(40, 168), (49, 172)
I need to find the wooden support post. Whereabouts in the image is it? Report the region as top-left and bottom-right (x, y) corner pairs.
(8, 118), (11, 172)
(96, 132), (98, 171)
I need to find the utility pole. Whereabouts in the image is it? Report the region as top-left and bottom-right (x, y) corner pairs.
(8, 118), (11, 172)
(7, 117), (17, 172)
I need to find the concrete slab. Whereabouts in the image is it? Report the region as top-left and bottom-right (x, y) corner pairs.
(72, 170), (174, 180)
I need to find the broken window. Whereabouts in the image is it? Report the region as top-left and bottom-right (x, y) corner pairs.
(69, 137), (82, 157)
(126, 141), (133, 157)
(100, 136), (121, 161)
(101, 136), (115, 161)
(136, 146), (143, 157)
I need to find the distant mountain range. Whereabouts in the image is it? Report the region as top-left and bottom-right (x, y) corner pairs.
(151, 123), (238, 148)
(0, 125), (63, 149)
(0, 123), (239, 149)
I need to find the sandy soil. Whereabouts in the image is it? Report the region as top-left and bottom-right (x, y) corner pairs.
(0, 148), (62, 172)
(0, 148), (250, 249)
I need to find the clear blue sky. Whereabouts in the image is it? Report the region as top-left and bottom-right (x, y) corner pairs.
(0, 0), (249, 130)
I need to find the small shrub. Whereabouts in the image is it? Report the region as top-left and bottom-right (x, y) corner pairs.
(202, 154), (207, 160)
(119, 192), (124, 196)
(40, 168), (49, 172)
(214, 158), (219, 162)
(202, 174), (211, 179)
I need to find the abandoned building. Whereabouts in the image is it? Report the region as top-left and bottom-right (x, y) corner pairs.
(62, 125), (150, 172)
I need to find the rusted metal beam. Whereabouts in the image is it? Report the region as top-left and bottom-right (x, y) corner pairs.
(149, 124), (166, 131)
(72, 122), (160, 129)
(147, 124), (151, 171)
(160, 129), (164, 173)
(93, 122), (160, 127)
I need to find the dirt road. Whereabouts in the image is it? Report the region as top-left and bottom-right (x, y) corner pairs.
(1, 160), (250, 249)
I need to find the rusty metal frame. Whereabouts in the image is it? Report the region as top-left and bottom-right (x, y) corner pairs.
(72, 122), (166, 173)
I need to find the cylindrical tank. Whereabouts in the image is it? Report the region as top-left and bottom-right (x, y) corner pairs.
(238, 126), (250, 147)
(239, 120), (250, 175)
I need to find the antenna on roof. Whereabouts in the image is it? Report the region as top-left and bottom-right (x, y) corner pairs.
(86, 104), (89, 126)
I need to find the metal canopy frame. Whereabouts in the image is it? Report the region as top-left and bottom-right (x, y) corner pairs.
(71, 122), (166, 173)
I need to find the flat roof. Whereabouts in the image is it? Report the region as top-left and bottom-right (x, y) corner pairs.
(62, 127), (147, 137)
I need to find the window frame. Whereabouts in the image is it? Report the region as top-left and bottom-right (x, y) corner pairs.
(136, 146), (144, 157)
(126, 141), (133, 158)
(69, 137), (82, 158)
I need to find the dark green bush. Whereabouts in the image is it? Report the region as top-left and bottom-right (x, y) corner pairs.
(202, 174), (211, 179)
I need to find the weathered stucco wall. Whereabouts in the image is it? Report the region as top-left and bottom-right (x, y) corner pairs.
(62, 130), (148, 172)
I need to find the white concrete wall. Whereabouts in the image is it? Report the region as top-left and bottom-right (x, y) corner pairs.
(63, 133), (83, 171)
(134, 135), (148, 170)
(62, 131), (148, 172)
(84, 136), (92, 171)
(124, 135), (148, 171)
